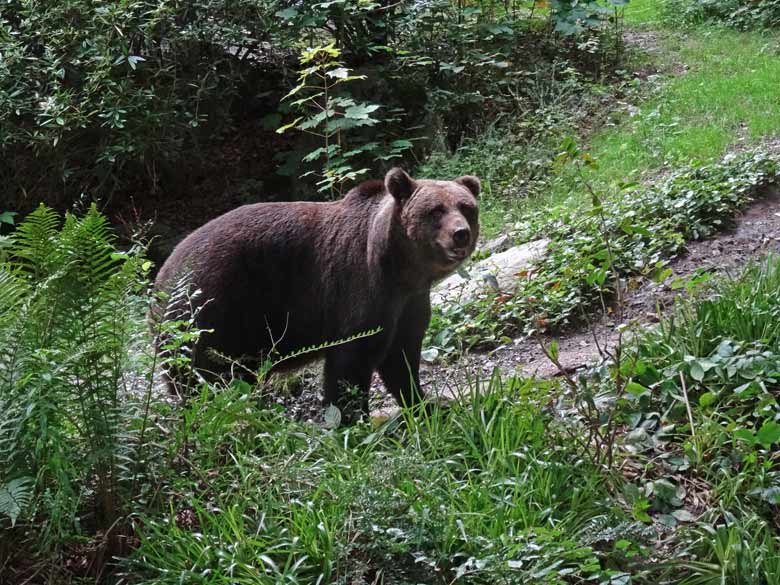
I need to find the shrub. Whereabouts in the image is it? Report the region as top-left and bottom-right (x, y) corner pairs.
(1, 0), (631, 210)
(0, 0), (289, 208)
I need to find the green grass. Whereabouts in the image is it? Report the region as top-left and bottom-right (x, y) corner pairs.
(623, 0), (663, 26)
(581, 29), (780, 190)
(125, 376), (641, 584)
(426, 19), (780, 240)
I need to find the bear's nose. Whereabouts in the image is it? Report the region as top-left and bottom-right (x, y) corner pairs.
(453, 228), (471, 248)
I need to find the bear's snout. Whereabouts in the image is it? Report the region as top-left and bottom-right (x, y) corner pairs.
(452, 227), (471, 249)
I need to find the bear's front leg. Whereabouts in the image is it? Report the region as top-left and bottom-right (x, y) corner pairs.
(377, 293), (429, 409)
(323, 348), (374, 423)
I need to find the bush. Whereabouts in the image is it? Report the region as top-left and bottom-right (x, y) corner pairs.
(1, 0), (630, 211)
(0, 0), (289, 209)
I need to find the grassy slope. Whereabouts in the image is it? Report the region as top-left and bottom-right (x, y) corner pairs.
(568, 4), (780, 200)
(584, 31), (780, 187)
(438, 4), (780, 239)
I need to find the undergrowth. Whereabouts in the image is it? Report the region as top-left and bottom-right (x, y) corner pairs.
(426, 147), (780, 354)
(0, 204), (153, 577)
(125, 374), (647, 585)
(618, 255), (780, 583)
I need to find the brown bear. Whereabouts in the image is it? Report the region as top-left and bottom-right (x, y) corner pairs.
(153, 168), (479, 417)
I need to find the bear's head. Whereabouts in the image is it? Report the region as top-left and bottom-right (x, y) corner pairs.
(385, 167), (480, 279)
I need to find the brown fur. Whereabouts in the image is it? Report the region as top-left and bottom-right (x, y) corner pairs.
(153, 168), (480, 417)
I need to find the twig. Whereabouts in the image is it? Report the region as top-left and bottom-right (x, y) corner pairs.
(679, 371), (696, 440)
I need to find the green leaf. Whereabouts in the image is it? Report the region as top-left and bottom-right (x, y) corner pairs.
(672, 509), (695, 522)
(326, 67), (351, 79)
(302, 147), (328, 163)
(548, 340), (559, 361)
(421, 348), (439, 363)
(653, 267), (673, 283)
(626, 382), (648, 396)
(756, 421), (780, 447)
(275, 7), (298, 19)
(0, 478), (33, 527)
(734, 428), (756, 445)
(689, 362), (705, 382)
(344, 103), (381, 120)
(0, 212), (16, 225)
(698, 392), (716, 408)
(127, 55), (145, 70)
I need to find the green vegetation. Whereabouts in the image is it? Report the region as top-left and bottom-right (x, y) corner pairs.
(622, 0), (662, 25)
(625, 256), (780, 584)
(635, 256), (780, 466)
(660, 0), (780, 29)
(581, 29), (780, 189)
(1, 0), (626, 211)
(5, 205), (780, 583)
(427, 147), (779, 352)
(125, 377), (640, 583)
(3, 0), (780, 582)
(0, 205), (152, 561)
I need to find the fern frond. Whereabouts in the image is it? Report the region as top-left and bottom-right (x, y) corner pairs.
(0, 399), (24, 468)
(10, 204), (60, 279)
(59, 205), (118, 287)
(0, 265), (27, 317)
(0, 477), (33, 527)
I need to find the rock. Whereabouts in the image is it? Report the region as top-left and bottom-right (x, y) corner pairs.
(432, 238), (550, 306)
(479, 233), (513, 254)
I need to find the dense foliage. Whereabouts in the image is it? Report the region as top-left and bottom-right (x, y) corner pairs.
(1, 0), (628, 211)
(0, 205), (153, 569)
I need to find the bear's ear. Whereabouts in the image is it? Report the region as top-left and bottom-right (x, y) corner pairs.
(455, 175), (480, 198)
(385, 168), (416, 202)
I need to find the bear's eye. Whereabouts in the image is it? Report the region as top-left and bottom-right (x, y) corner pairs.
(459, 203), (476, 220)
(429, 205), (445, 220)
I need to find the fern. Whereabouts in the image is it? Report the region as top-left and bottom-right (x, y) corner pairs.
(10, 204), (59, 280)
(0, 266), (25, 315)
(0, 477), (33, 527)
(0, 203), (153, 554)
